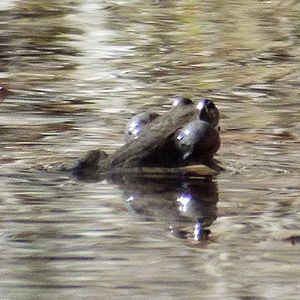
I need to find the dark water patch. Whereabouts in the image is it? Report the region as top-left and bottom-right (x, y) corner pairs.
(283, 235), (300, 245)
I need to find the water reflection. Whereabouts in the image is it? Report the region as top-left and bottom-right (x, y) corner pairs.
(112, 176), (218, 242)
(1, 0), (81, 92)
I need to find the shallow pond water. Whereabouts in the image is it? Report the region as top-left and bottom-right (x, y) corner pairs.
(0, 1), (299, 299)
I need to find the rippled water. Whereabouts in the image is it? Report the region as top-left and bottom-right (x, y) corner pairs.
(0, 1), (299, 299)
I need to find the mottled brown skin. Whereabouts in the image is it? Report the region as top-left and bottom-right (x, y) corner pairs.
(75, 105), (201, 176)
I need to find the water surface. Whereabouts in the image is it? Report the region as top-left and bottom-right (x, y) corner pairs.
(0, 1), (299, 299)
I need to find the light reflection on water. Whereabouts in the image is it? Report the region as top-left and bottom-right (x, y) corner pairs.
(0, 0), (299, 299)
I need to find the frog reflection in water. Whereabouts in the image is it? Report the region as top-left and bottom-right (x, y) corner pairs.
(74, 97), (221, 178)
(122, 176), (218, 241)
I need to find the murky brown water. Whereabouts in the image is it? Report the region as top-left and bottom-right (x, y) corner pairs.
(0, 1), (299, 299)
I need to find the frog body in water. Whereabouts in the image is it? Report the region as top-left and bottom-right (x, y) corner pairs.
(73, 99), (221, 179)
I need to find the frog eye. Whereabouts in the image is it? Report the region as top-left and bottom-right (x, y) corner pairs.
(124, 112), (159, 142)
(196, 99), (219, 128)
(172, 96), (193, 107)
(176, 120), (220, 160)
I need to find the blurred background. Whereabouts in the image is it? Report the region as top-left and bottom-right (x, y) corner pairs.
(0, 1), (299, 299)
